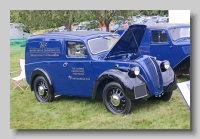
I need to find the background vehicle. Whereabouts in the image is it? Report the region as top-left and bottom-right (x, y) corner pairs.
(116, 23), (190, 76)
(158, 17), (169, 23)
(73, 25), (90, 31)
(144, 19), (157, 25)
(10, 23), (33, 46)
(139, 23), (190, 76)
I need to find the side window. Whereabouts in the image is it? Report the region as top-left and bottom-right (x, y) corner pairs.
(152, 30), (168, 43)
(23, 29), (30, 33)
(22, 27), (30, 33)
(67, 42), (87, 58)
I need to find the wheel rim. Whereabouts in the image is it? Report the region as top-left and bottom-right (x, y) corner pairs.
(36, 80), (49, 101)
(107, 88), (126, 113)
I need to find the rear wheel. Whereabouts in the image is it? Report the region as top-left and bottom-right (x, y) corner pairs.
(102, 82), (133, 114)
(33, 76), (54, 102)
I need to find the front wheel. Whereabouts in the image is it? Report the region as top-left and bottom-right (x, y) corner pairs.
(102, 82), (133, 114)
(33, 76), (54, 102)
(160, 91), (173, 101)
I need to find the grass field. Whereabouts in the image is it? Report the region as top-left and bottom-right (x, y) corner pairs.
(10, 46), (190, 129)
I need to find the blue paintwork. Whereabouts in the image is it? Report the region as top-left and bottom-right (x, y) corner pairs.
(105, 25), (146, 58)
(25, 25), (177, 99)
(117, 24), (190, 73)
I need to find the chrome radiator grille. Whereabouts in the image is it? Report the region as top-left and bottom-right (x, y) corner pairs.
(143, 57), (163, 94)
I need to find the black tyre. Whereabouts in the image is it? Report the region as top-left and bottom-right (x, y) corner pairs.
(103, 82), (133, 114)
(147, 96), (156, 101)
(160, 91), (173, 101)
(33, 76), (54, 102)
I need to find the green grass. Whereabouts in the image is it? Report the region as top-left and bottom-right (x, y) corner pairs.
(10, 46), (190, 129)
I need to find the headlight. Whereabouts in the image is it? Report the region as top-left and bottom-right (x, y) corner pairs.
(164, 61), (170, 69)
(160, 60), (170, 71)
(131, 66), (140, 76)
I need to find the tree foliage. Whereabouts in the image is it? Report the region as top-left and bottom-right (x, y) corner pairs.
(10, 10), (168, 32)
(139, 10), (168, 16)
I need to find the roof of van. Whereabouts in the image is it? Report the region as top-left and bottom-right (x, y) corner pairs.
(146, 23), (190, 29)
(30, 31), (114, 38)
(116, 23), (190, 33)
(27, 31), (119, 41)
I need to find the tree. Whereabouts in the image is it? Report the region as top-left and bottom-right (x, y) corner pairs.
(139, 10), (168, 16)
(65, 10), (73, 31)
(10, 10), (169, 32)
(10, 10), (20, 23)
(85, 10), (128, 32)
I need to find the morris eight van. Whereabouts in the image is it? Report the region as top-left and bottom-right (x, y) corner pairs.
(25, 24), (177, 114)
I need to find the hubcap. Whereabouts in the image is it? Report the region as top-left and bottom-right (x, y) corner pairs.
(38, 85), (45, 95)
(107, 87), (126, 113)
(37, 80), (48, 97)
(111, 94), (120, 106)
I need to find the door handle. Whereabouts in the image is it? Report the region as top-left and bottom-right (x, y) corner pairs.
(169, 46), (173, 48)
(63, 62), (68, 67)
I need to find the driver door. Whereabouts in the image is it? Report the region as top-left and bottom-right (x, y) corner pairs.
(55, 40), (95, 97)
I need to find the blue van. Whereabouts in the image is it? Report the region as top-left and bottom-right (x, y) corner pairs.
(25, 25), (177, 114)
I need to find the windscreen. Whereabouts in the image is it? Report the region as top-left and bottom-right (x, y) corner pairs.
(169, 27), (190, 41)
(88, 36), (119, 54)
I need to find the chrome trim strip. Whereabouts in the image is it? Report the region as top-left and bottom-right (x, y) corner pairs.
(149, 57), (160, 88)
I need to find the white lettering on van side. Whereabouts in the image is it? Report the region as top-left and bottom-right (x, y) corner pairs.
(29, 47), (60, 57)
(71, 67), (85, 75)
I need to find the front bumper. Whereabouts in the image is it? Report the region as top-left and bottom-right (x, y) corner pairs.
(163, 75), (177, 92)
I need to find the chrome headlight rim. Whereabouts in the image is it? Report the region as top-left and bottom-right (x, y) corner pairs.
(131, 66), (140, 76)
(161, 60), (170, 70)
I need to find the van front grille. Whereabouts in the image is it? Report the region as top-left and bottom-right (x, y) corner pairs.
(143, 57), (163, 94)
